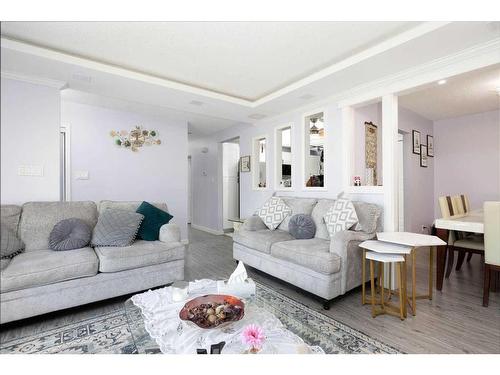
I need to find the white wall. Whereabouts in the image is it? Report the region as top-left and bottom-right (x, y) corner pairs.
(398, 107), (434, 233)
(1, 78), (61, 204)
(433, 110), (500, 216)
(62, 101), (189, 240)
(222, 142), (240, 229)
(189, 102), (345, 233)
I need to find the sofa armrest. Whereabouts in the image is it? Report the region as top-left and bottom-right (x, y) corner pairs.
(159, 223), (181, 243)
(242, 216), (267, 231)
(330, 230), (375, 294)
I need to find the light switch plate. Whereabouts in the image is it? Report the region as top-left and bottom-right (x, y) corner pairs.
(18, 165), (44, 177)
(75, 171), (89, 180)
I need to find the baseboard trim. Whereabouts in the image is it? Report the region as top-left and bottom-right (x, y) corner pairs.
(191, 224), (224, 235)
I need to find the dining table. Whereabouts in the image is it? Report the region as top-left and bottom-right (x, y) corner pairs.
(433, 209), (484, 291)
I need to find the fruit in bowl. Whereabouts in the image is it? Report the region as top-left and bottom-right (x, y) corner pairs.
(179, 294), (244, 329)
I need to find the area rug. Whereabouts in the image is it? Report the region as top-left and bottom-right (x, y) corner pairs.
(0, 282), (401, 354)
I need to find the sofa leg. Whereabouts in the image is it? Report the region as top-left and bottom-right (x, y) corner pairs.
(322, 299), (332, 310)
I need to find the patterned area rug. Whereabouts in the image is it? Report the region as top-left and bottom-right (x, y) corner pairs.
(0, 282), (401, 354)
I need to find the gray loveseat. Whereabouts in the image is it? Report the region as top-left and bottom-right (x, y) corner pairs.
(233, 197), (382, 309)
(0, 201), (185, 324)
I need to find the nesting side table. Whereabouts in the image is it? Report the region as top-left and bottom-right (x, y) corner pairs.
(376, 232), (446, 316)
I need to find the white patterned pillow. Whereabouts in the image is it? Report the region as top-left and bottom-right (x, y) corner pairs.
(323, 198), (359, 237)
(256, 197), (292, 230)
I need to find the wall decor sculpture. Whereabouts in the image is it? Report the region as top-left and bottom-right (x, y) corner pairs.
(110, 126), (161, 152)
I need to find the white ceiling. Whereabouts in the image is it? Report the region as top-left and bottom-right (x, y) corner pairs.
(400, 64), (500, 121)
(1, 21), (499, 137)
(0, 21), (418, 101)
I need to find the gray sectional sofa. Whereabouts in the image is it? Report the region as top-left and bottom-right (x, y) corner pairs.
(0, 201), (185, 324)
(233, 197), (382, 309)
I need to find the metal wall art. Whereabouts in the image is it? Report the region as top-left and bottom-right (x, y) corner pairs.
(110, 126), (161, 152)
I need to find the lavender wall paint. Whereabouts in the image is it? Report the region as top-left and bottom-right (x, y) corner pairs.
(433, 110), (500, 217)
(62, 101), (189, 240)
(398, 107), (434, 233)
(1, 78), (61, 204)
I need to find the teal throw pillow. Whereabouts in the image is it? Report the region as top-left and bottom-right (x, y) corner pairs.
(136, 201), (173, 241)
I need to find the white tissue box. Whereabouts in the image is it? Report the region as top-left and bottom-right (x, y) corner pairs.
(217, 278), (256, 299)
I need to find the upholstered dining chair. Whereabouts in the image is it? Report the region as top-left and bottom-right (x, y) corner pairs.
(438, 195), (484, 278)
(483, 201), (500, 307)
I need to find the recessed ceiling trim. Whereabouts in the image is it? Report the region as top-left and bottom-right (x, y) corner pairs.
(1, 37), (253, 107)
(1, 70), (67, 89)
(337, 37), (500, 107)
(251, 22), (451, 106)
(1, 22), (449, 109)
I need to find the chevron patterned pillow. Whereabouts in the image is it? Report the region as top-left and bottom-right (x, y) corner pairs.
(255, 197), (292, 230)
(323, 198), (359, 237)
(91, 209), (144, 247)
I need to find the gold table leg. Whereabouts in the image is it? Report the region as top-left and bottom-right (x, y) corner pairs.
(397, 263), (404, 320)
(362, 249), (366, 305)
(370, 259), (376, 318)
(412, 249), (417, 316)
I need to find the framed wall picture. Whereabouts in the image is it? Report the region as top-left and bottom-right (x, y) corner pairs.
(412, 130), (421, 154)
(420, 145), (428, 167)
(427, 135), (434, 157)
(240, 155), (251, 172)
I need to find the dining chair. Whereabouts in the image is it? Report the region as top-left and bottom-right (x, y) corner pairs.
(438, 195), (484, 278)
(483, 201), (500, 307)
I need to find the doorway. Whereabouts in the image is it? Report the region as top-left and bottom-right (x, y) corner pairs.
(188, 156), (192, 224)
(222, 138), (240, 232)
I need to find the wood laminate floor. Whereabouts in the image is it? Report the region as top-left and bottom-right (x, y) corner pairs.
(1, 226), (499, 353)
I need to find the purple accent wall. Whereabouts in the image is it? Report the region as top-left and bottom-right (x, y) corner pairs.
(433, 110), (500, 217)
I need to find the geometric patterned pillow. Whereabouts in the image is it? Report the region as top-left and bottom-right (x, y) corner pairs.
(91, 209), (144, 247)
(323, 198), (359, 237)
(255, 197), (292, 230)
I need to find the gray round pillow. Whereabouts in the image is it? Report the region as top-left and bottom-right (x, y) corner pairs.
(49, 218), (91, 251)
(288, 214), (316, 239)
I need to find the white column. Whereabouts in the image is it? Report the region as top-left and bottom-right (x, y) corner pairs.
(341, 105), (355, 191)
(382, 94), (399, 232)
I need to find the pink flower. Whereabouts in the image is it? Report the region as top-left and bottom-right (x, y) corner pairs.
(241, 324), (265, 349)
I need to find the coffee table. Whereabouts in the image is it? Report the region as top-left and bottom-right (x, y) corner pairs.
(124, 279), (324, 354)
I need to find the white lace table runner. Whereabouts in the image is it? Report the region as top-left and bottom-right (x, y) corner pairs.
(131, 279), (324, 354)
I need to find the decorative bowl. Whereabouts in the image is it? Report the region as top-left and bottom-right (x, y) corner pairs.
(179, 294), (245, 329)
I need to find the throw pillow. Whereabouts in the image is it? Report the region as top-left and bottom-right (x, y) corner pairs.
(255, 197), (292, 230)
(49, 218), (92, 251)
(91, 209), (144, 247)
(323, 198), (359, 237)
(288, 214), (316, 239)
(136, 201), (173, 241)
(0, 224), (24, 259)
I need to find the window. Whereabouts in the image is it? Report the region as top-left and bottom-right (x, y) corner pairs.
(304, 112), (325, 188)
(275, 125), (293, 190)
(252, 136), (267, 189)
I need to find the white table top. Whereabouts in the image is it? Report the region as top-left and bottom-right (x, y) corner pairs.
(377, 232), (446, 247)
(434, 209), (484, 234)
(359, 240), (413, 254)
(365, 251), (405, 263)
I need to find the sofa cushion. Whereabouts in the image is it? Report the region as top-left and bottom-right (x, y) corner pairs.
(271, 238), (341, 275)
(49, 218), (92, 251)
(288, 214), (316, 239)
(0, 205), (22, 234)
(233, 228), (294, 254)
(94, 240), (184, 273)
(136, 201), (173, 241)
(277, 197), (318, 232)
(19, 202), (98, 251)
(311, 199), (336, 239)
(91, 209), (144, 247)
(352, 201), (382, 233)
(1, 258), (10, 270)
(256, 197), (292, 230)
(0, 248), (98, 293)
(1, 224), (24, 258)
